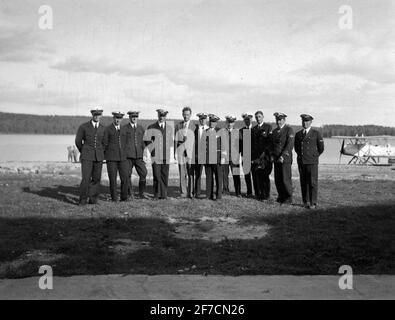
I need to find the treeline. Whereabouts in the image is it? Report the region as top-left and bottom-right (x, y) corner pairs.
(0, 112), (394, 137)
(0, 112), (262, 134)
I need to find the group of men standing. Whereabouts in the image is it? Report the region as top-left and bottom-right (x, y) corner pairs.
(75, 107), (324, 209)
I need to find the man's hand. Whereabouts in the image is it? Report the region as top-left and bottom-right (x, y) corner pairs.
(279, 156), (284, 163)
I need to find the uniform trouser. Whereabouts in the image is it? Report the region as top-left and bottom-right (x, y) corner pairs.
(205, 164), (223, 200)
(152, 163), (169, 199)
(178, 161), (195, 196)
(252, 162), (272, 199)
(127, 158), (147, 196)
(222, 164), (230, 191)
(80, 160), (103, 201)
(274, 162), (293, 202)
(241, 159), (253, 195)
(298, 163), (319, 205)
(244, 172), (253, 195)
(223, 163), (241, 195)
(106, 160), (129, 201)
(194, 164), (205, 196)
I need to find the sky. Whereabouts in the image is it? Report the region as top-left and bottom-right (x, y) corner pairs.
(0, 0), (394, 126)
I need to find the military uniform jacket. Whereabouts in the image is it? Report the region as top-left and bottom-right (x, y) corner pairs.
(239, 126), (252, 158)
(226, 128), (240, 164)
(75, 121), (105, 161)
(271, 125), (294, 164)
(194, 124), (208, 164)
(124, 123), (146, 159)
(205, 127), (223, 164)
(145, 121), (170, 160)
(294, 128), (324, 164)
(251, 123), (273, 161)
(103, 124), (127, 161)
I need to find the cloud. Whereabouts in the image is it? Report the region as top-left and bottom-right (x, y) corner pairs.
(0, 83), (92, 108)
(51, 56), (162, 77)
(51, 55), (257, 94)
(0, 26), (54, 62)
(296, 51), (395, 85)
(328, 29), (395, 51)
(287, 15), (324, 34)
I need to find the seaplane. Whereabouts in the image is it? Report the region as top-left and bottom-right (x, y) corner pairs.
(332, 135), (395, 165)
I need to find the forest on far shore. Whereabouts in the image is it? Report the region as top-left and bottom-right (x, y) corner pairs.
(1, 112), (395, 137)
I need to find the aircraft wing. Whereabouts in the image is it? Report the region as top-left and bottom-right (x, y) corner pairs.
(331, 135), (395, 140)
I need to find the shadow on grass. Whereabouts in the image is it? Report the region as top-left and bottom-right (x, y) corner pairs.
(22, 185), (81, 205)
(22, 183), (188, 205)
(0, 203), (394, 278)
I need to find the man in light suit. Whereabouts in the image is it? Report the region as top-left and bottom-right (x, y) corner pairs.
(175, 106), (196, 198)
(75, 108), (105, 205)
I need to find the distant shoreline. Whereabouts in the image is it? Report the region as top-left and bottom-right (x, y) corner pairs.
(2, 111), (395, 136)
(1, 161), (394, 181)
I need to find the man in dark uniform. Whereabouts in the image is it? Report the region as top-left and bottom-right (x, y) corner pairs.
(294, 114), (324, 209)
(194, 112), (209, 198)
(205, 114), (224, 200)
(75, 108), (105, 205)
(103, 111), (129, 202)
(239, 113), (253, 197)
(251, 111), (273, 200)
(271, 112), (294, 204)
(145, 109), (172, 200)
(175, 106), (196, 198)
(222, 116), (241, 197)
(124, 111), (147, 199)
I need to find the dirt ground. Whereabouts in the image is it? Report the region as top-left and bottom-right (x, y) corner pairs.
(0, 162), (395, 278)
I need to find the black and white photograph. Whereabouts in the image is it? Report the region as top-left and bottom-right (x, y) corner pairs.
(0, 0), (394, 306)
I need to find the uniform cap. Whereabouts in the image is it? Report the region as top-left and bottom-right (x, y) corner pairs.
(300, 114), (314, 121)
(90, 107), (103, 116)
(127, 110), (140, 117)
(112, 111), (125, 118)
(225, 115), (236, 123)
(156, 109), (169, 116)
(208, 114), (220, 122)
(274, 112), (287, 119)
(196, 112), (208, 119)
(241, 113), (253, 119)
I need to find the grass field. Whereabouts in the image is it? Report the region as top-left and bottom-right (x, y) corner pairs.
(0, 165), (395, 278)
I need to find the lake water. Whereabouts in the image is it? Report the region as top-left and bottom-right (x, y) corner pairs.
(0, 134), (344, 164)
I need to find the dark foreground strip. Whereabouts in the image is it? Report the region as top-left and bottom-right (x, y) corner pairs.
(0, 300), (390, 319)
